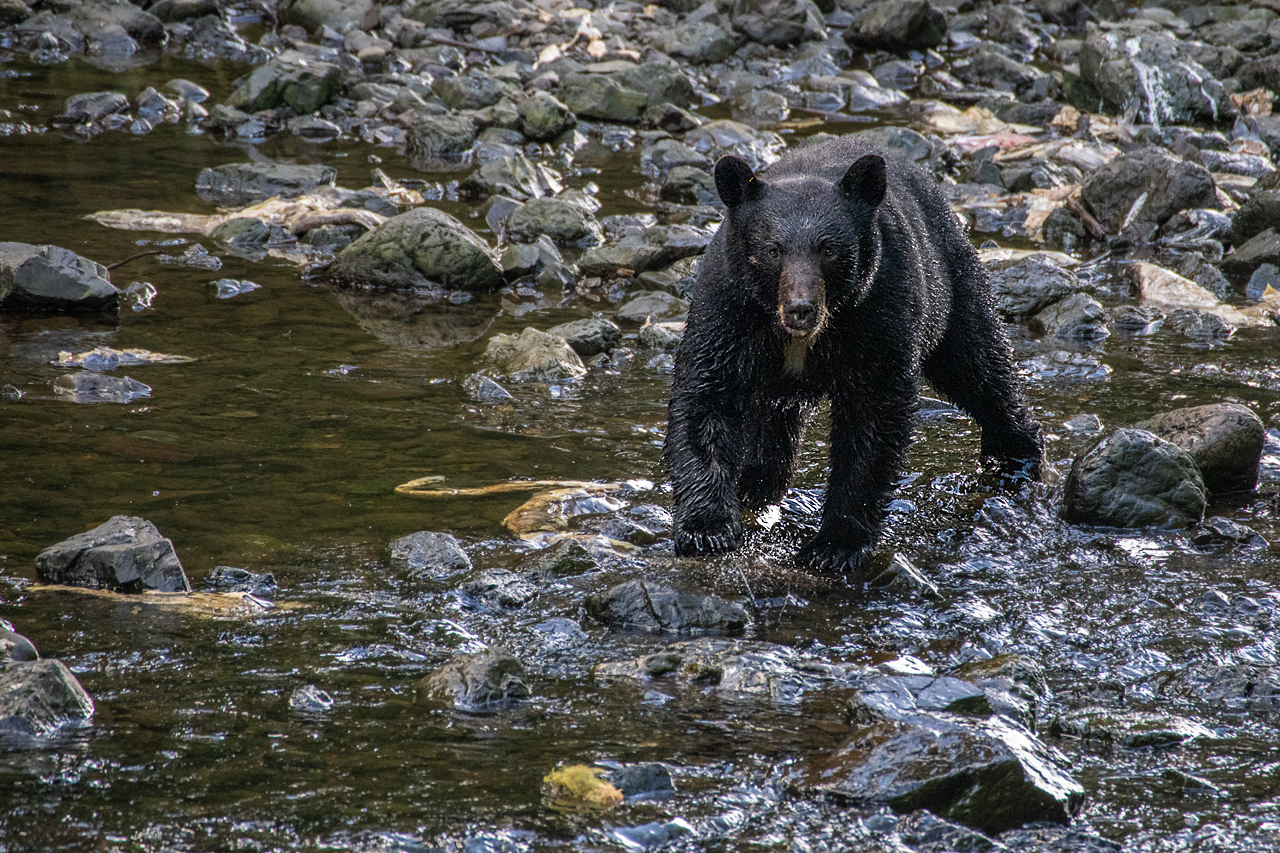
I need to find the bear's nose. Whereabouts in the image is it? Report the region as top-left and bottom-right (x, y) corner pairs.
(782, 298), (817, 331)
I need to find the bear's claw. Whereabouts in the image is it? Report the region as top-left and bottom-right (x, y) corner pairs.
(796, 539), (873, 576)
(674, 521), (741, 557)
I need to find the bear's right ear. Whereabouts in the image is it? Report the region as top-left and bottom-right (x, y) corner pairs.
(715, 155), (761, 208)
(840, 154), (887, 209)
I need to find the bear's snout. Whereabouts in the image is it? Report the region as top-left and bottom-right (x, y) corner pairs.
(782, 297), (819, 333)
(778, 261), (826, 337)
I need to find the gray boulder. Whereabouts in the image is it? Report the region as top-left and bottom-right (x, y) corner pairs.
(416, 648), (530, 712)
(558, 73), (647, 124)
(405, 114), (477, 167)
(505, 197), (601, 247)
(195, 162), (337, 208)
(483, 327), (586, 382)
(0, 626), (39, 664)
(462, 569), (538, 608)
(547, 317), (622, 358)
(1062, 429), (1207, 529)
(1133, 403), (1264, 494)
(579, 228), (710, 279)
(616, 290), (690, 325)
(0, 243), (118, 314)
(660, 166), (717, 206)
(224, 50), (340, 115)
(35, 515), (191, 593)
(805, 681), (1082, 834)
(516, 91), (576, 142)
(1049, 709), (1213, 749)
(648, 21), (737, 65)
(389, 530), (472, 580)
(1232, 181), (1280, 248)
(986, 255), (1081, 319)
(1223, 228), (1280, 287)
(280, 0), (372, 32)
(432, 73), (515, 111)
(609, 64), (697, 111)
(843, 0), (947, 52)
(329, 207), (503, 292)
(1080, 148), (1216, 239)
(729, 0), (826, 48)
(585, 580), (749, 636)
(0, 659), (95, 738)
(1029, 293), (1109, 341)
(459, 155), (561, 201)
(1080, 23), (1231, 127)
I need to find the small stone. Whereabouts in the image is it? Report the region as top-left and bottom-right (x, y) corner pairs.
(388, 531), (472, 580)
(483, 327), (586, 382)
(547, 318), (622, 359)
(195, 163), (336, 208)
(417, 648), (530, 711)
(616, 291), (690, 325)
(0, 659), (95, 738)
(1134, 403), (1265, 494)
(585, 580), (749, 636)
(462, 373), (513, 403)
(329, 207), (503, 293)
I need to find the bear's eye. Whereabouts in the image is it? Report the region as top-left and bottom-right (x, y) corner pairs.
(765, 246), (781, 260)
(821, 244), (836, 258)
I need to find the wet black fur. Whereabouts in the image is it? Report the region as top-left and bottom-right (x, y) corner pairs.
(664, 136), (1043, 575)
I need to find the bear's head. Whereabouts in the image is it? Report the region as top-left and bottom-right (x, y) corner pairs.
(714, 152), (886, 343)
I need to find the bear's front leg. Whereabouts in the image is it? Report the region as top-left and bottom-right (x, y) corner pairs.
(665, 383), (746, 557)
(797, 385), (915, 575)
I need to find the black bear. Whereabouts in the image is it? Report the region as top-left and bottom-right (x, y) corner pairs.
(664, 136), (1043, 575)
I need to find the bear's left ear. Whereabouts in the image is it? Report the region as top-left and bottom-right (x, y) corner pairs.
(715, 155), (762, 208)
(840, 154), (887, 209)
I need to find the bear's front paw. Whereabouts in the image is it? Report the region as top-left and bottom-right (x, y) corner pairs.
(674, 518), (741, 557)
(796, 538), (874, 576)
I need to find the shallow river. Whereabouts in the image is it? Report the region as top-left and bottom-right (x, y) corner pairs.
(4, 52), (1280, 853)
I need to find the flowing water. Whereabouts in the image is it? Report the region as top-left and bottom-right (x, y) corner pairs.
(4, 54), (1280, 853)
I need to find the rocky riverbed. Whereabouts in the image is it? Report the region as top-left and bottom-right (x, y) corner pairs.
(4, 0), (1280, 850)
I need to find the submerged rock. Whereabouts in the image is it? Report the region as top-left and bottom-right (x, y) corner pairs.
(585, 580), (748, 636)
(389, 530), (473, 580)
(1030, 292), (1109, 341)
(0, 659), (95, 738)
(36, 515), (190, 593)
(1133, 403), (1265, 494)
(1062, 429), (1207, 529)
(416, 647), (530, 711)
(329, 207), (503, 292)
(0, 242), (118, 314)
(195, 163), (337, 207)
(53, 372), (151, 403)
(986, 255), (1081, 319)
(1049, 708), (1213, 748)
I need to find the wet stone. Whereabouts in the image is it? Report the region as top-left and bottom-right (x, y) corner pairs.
(195, 163), (337, 208)
(579, 227), (709, 280)
(459, 154), (562, 201)
(610, 64), (697, 112)
(660, 166), (717, 206)
(207, 566), (277, 596)
(1223, 228), (1280, 287)
(1030, 293), (1109, 341)
(35, 515), (190, 593)
(547, 318), (621, 359)
(56, 90), (129, 127)
(224, 50), (340, 115)
(848, 675), (993, 724)
(416, 648), (530, 712)
(558, 74), (647, 124)
(329, 207), (503, 293)
(462, 569), (537, 608)
(606, 763), (676, 800)
(432, 73), (514, 112)
(0, 659), (95, 738)
(528, 538), (597, 577)
(648, 21), (736, 65)
(1062, 428), (1207, 529)
(868, 553), (940, 600)
(0, 626), (39, 664)
(516, 91), (575, 142)
(638, 321), (683, 350)
(1133, 403), (1265, 494)
(843, 0), (947, 52)
(615, 291), (690, 325)
(388, 531), (472, 580)
(1191, 517), (1268, 550)
(505, 197), (601, 247)
(405, 114), (476, 167)
(483, 327), (586, 382)
(0, 242), (119, 314)
(288, 684), (334, 715)
(1080, 148), (1216, 239)
(585, 580), (749, 636)
(462, 372), (513, 403)
(728, 0), (826, 48)
(1048, 708), (1213, 748)
(803, 712), (1083, 835)
(1246, 263), (1280, 301)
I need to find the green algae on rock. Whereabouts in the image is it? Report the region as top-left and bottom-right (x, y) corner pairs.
(329, 207), (503, 292)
